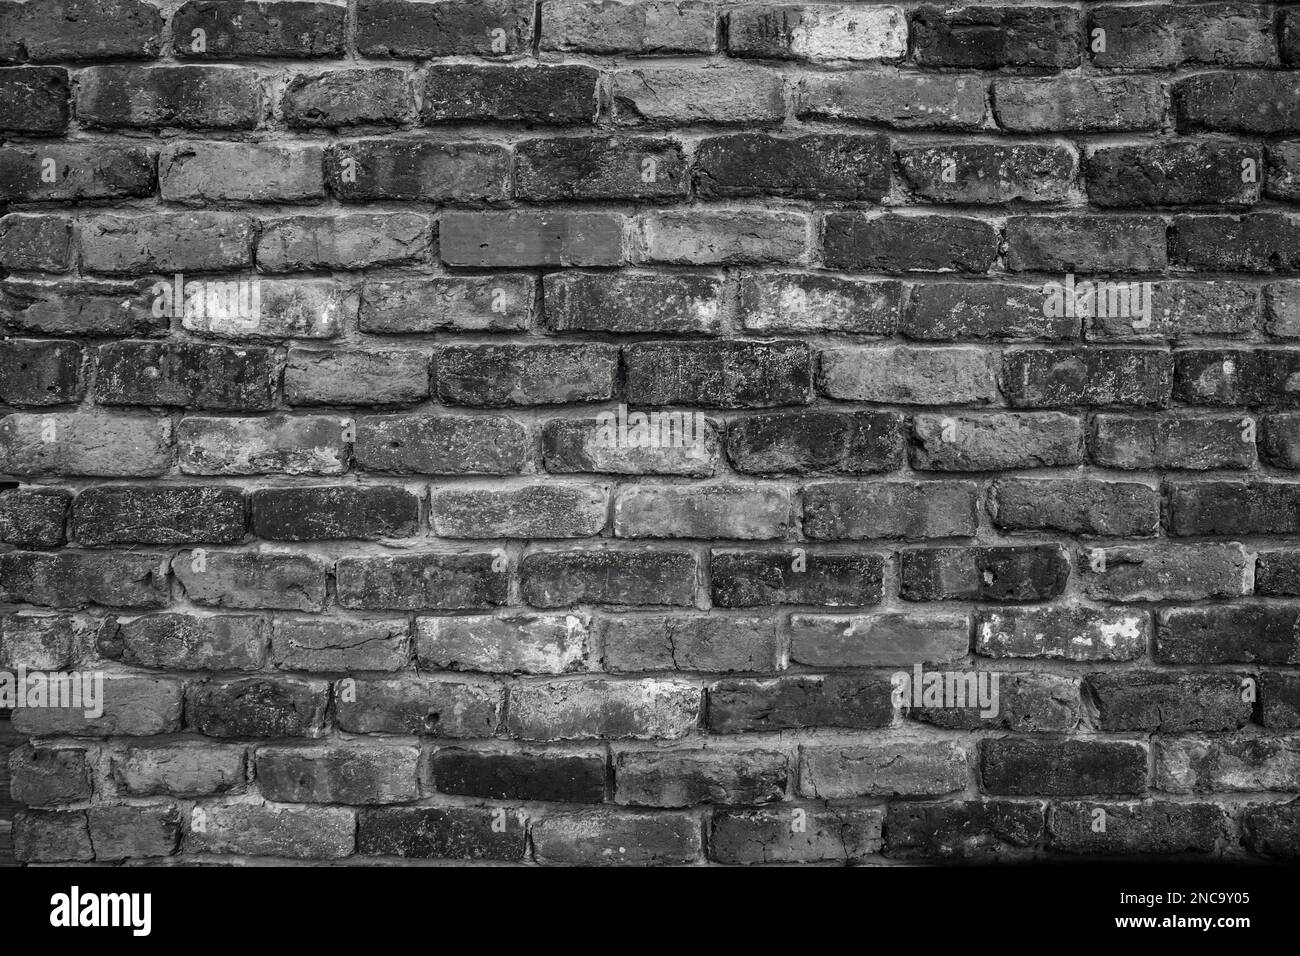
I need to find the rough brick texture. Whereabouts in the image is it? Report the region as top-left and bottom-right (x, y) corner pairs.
(1, 0), (1296, 870)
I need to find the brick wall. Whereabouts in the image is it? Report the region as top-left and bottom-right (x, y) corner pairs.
(1, 0), (1298, 865)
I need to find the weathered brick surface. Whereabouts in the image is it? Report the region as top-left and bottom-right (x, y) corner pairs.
(2, 0), (1295, 870)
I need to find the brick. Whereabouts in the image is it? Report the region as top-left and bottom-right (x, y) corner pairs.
(256, 744), (420, 804)
(614, 484), (790, 540)
(1174, 72), (1300, 134)
(545, 271), (720, 335)
(0, 613), (80, 669)
(1082, 544), (1250, 602)
(337, 553), (507, 611)
(9, 745), (93, 805)
(1, 279), (164, 337)
(0, 488), (69, 547)
(358, 0), (534, 57)
(696, 133), (889, 201)
(541, 0), (717, 55)
(96, 341), (274, 410)
(0, 0), (161, 62)
(1267, 141), (1300, 203)
(1157, 736), (1300, 793)
(1174, 349), (1300, 406)
(993, 77), (1164, 132)
(432, 484), (608, 538)
(898, 143), (1075, 205)
(11, 674), (182, 737)
(1087, 142), (1261, 207)
(0, 144), (153, 202)
(800, 740), (965, 799)
(326, 140), (509, 204)
(1092, 414), (1256, 470)
(0, 67), (70, 133)
(188, 804), (354, 859)
(73, 484), (245, 545)
(521, 548), (699, 608)
(12, 811), (92, 863)
(625, 341), (811, 408)
(980, 738), (1148, 796)
(798, 72), (986, 129)
(0, 550), (168, 608)
(788, 612), (970, 668)
(99, 612), (266, 671)
(0, 214), (71, 271)
(178, 415), (348, 476)
(1090, 4), (1275, 69)
(599, 614), (779, 673)
(429, 748), (606, 803)
(0, 410), (169, 478)
(823, 213), (999, 273)
(361, 276), (532, 334)
(990, 478), (1159, 536)
(416, 613), (591, 674)
(1157, 605), (1300, 665)
(81, 212), (255, 274)
(516, 136), (687, 202)
(639, 210), (808, 265)
(612, 65), (784, 127)
(173, 0), (346, 58)
(258, 213), (432, 271)
(1087, 671), (1251, 733)
(284, 68), (413, 127)
(272, 617), (411, 672)
(0, 340), (83, 405)
(181, 278), (353, 340)
(884, 800), (1044, 860)
(355, 413), (527, 475)
(899, 545), (1070, 602)
(728, 5), (905, 62)
(250, 485), (420, 541)
(174, 550), (328, 612)
(542, 414), (720, 477)
(1171, 215), (1300, 271)
(711, 806), (883, 864)
(531, 809), (701, 865)
(911, 412), (1084, 471)
(285, 347), (428, 406)
(902, 282), (1076, 342)
(1242, 802), (1300, 858)
(423, 64), (598, 124)
(820, 345), (996, 404)
(803, 480), (977, 540)
(76, 66), (261, 129)
(910, 5), (1081, 70)
(436, 343), (617, 406)
(976, 607), (1149, 661)
(909, 673), (1082, 734)
(88, 803), (183, 860)
(1002, 348), (1172, 407)
(357, 806), (525, 861)
(1006, 216), (1167, 274)
(709, 549), (882, 607)
(186, 677), (330, 738)
(111, 742), (246, 798)
(334, 678), (500, 736)
(160, 142), (324, 203)
(707, 675), (893, 733)
(506, 679), (701, 740)
(739, 273), (902, 335)
(441, 210), (625, 267)
(1167, 481), (1300, 535)
(1049, 801), (1226, 855)
(726, 410), (903, 474)
(1257, 551), (1300, 596)
(614, 748), (787, 806)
